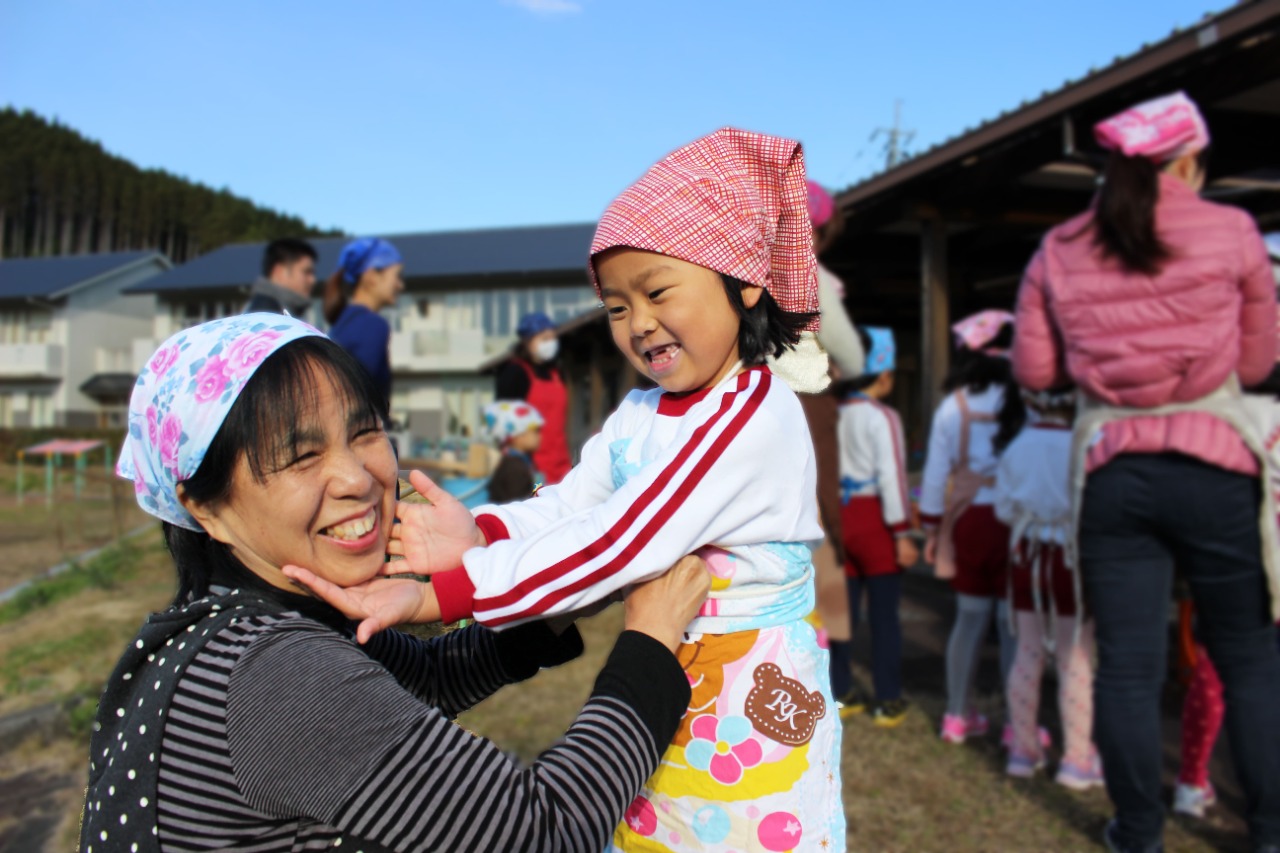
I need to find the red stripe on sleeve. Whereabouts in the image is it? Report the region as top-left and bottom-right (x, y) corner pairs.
(475, 514), (511, 544)
(479, 371), (772, 624)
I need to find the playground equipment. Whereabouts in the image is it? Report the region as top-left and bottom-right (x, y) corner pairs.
(16, 439), (112, 507)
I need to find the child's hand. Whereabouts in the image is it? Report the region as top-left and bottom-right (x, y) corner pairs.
(923, 532), (938, 565)
(388, 470), (488, 574)
(624, 555), (711, 653)
(283, 565), (441, 644)
(895, 535), (920, 569)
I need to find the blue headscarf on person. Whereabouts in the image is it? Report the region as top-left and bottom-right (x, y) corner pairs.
(338, 237), (403, 284)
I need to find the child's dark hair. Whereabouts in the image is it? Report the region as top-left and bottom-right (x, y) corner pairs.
(162, 336), (386, 604)
(942, 323), (1026, 454)
(721, 274), (819, 365)
(832, 327), (880, 394)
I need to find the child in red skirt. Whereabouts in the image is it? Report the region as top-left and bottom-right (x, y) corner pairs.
(831, 327), (917, 726)
(994, 387), (1101, 788)
(921, 311), (1025, 743)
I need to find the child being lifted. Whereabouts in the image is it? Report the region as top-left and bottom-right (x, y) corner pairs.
(290, 128), (845, 852)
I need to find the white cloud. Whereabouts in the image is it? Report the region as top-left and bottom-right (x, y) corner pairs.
(504, 0), (582, 14)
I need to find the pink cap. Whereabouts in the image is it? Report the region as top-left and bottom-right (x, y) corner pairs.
(806, 180), (835, 228)
(952, 309), (1014, 354)
(1093, 91), (1209, 163)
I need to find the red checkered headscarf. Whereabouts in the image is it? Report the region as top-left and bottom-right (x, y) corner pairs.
(589, 127), (819, 329)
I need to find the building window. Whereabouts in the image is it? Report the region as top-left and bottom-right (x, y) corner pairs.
(30, 392), (53, 428)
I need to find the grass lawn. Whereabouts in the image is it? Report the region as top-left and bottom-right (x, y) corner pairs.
(0, 532), (1252, 851)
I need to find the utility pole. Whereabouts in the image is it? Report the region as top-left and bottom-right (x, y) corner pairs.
(871, 100), (915, 170)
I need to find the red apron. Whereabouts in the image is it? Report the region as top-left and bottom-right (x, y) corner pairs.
(518, 359), (571, 485)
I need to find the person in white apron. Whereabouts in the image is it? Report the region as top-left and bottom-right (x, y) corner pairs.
(1011, 92), (1280, 853)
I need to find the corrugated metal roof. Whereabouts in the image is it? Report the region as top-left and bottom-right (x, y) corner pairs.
(0, 250), (167, 299)
(836, 1), (1276, 203)
(129, 223), (598, 294)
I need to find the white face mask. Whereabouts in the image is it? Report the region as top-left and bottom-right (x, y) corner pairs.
(532, 338), (559, 363)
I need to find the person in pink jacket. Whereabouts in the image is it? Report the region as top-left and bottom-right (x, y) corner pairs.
(1012, 92), (1280, 853)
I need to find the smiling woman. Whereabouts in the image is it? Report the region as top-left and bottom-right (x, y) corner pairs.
(79, 313), (710, 853)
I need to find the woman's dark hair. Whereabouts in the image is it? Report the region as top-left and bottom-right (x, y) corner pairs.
(1090, 148), (1209, 275)
(163, 336), (386, 603)
(721, 274), (819, 365)
(942, 323), (1025, 454)
(322, 270), (348, 325)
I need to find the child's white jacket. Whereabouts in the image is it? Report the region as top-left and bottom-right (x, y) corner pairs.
(919, 385), (1005, 523)
(432, 367), (824, 629)
(837, 394), (912, 533)
(993, 423), (1072, 545)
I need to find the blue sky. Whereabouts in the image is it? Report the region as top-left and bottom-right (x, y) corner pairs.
(2, 0), (1229, 236)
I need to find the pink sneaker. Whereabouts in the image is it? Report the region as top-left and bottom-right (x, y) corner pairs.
(941, 712), (988, 744)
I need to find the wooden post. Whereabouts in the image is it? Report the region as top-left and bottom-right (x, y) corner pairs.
(45, 454), (54, 509)
(16, 450), (23, 506)
(920, 218), (951, 421)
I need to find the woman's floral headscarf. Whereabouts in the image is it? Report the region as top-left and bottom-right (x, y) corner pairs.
(117, 314), (325, 530)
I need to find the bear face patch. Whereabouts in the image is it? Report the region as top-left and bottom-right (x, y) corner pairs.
(744, 662), (826, 746)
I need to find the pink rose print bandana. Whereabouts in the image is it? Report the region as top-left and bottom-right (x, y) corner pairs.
(117, 313), (324, 530)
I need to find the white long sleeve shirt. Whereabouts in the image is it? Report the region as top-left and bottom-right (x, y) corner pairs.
(993, 424), (1072, 545)
(837, 394), (912, 534)
(432, 367), (824, 631)
(918, 385), (1006, 523)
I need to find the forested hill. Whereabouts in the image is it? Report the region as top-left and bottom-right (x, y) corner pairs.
(0, 108), (340, 263)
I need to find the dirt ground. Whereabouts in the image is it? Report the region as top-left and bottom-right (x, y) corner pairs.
(0, 463), (152, 594)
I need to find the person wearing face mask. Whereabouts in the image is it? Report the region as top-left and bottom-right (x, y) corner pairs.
(322, 237), (405, 418)
(495, 312), (571, 484)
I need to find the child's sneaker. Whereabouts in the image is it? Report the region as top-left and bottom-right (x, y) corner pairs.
(1001, 723), (1052, 751)
(870, 698), (910, 728)
(940, 711), (987, 743)
(1005, 751), (1046, 778)
(1056, 756), (1105, 791)
(1173, 782), (1216, 819)
(836, 690), (868, 720)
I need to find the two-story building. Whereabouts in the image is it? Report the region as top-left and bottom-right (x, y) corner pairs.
(0, 250), (170, 427)
(126, 224), (607, 449)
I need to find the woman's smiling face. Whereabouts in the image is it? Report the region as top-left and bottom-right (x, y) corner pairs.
(185, 365), (398, 591)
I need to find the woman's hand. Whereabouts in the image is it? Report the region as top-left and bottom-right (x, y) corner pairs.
(387, 470), (487, 574)
(923, 531), (938, 565)
(283, 564), (441, 644)
(624, 555), (711, 653)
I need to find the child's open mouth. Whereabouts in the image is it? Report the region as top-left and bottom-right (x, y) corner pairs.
(645, 343), (681, 372)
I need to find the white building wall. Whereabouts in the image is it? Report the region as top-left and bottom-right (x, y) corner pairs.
(60, 261), (164, 425)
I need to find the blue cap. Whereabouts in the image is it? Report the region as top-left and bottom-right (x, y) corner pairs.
(338, 237), (403, 284)
(516, 312), (555, 338)
(862, 326), (895, 375)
